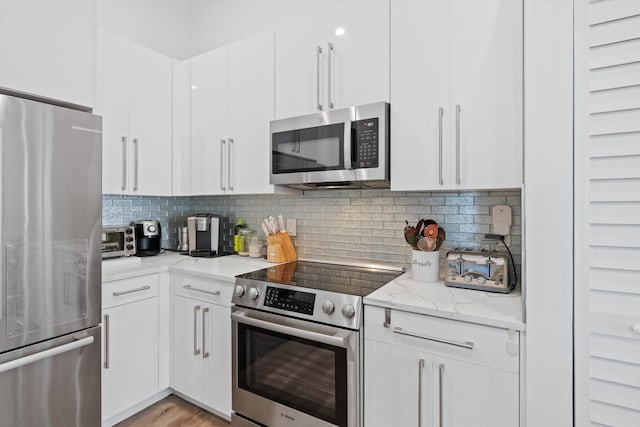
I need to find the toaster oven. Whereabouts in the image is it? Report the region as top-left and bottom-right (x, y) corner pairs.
(101, 226), (136, 258)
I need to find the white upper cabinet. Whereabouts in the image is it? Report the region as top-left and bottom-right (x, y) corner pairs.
(96, 28), (173, 196)
(190, 31), (295, 196)
(274, 0), (390, 119)
(190, 46), (229, 196)
(390, 0), (523, 191)
(0, 0), (97, 107)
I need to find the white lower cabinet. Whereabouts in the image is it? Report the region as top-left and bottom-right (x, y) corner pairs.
(102, 274), (160, 423)
(172, 275), (232, 418)
(364, 306), (519, 427)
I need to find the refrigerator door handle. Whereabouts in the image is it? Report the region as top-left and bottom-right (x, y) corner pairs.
(0, 336), (94, 374)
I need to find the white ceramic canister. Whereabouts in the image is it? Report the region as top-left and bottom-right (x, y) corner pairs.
(411, 249), (440, 282)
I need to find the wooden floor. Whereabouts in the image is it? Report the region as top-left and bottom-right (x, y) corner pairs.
(116, 395), (230, 427)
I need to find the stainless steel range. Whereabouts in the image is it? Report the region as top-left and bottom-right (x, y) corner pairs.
(231, 260), (403, 427)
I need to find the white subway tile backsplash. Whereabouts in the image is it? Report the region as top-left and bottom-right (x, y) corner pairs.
(102, 188), (522, 271)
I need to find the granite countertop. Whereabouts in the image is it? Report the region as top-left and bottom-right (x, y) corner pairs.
(102, 252), (271, 283)
(364, 272), (525, 331)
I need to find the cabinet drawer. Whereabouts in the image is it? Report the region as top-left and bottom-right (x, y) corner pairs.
(365, 306), (519, 373)
(173, 274), (233, 306)
(102, 274), (160, 309)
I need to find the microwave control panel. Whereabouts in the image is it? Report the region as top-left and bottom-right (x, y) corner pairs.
(352, 117), (379, 168)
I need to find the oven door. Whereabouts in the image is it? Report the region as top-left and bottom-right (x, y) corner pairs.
(231, 307), (360, 427)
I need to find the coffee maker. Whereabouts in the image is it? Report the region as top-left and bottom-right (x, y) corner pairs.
(133, 220), (161, 256)
(187, 213), (221, 257)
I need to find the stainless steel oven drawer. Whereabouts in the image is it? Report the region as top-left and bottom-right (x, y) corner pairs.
(231, 413), (262, 427)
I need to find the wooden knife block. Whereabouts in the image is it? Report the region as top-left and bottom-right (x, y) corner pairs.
(267, 232), (297, 263)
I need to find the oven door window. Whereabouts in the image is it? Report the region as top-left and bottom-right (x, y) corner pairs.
(237, 323), (348, 427)
(272, 123), (345, 174)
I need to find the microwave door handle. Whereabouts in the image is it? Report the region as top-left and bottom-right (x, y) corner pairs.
(344, 121), (353, 170)
(231, 310), (350, 349)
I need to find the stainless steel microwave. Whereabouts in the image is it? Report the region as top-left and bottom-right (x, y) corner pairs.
(270, 102), (390, 190)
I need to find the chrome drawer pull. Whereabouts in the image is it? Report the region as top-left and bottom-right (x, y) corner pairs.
(183, 285), (221, 296)
(418, 359), (425, 427)
(393, 327), (474, 350)
(112, 285), (151, 296)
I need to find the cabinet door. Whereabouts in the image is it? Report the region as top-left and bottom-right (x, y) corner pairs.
(172, 295), (205, 402)
(390, 0), (450, 191)
(274, 18), (326, 119)
(96, 28), (131, 195)
(190, 47), (229, 195)
(327, 0), (390, 110)
(450, 0), (523, 189)
(365, 339), (433, 427)
(0, 0), (96, 107)
(203, 304), (232, 417)
(433, 356), (519, 427)
(129, 42), (174, 196)
(228, 31), (275, 195)
(102, 297), (159, 421)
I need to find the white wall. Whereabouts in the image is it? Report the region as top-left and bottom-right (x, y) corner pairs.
(523, 0), (574, 425)
(188, 0), (353, 56)
(97, 0), (191, 59)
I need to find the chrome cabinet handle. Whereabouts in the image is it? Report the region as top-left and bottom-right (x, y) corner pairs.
(202, 307), (210, 359)
(0, 336), (94, 374)
(220, 139), (226, 191)
(193, 305), (201, 356)
(438, 107), (444, 185)
(112, 285), (151, 296)
(393, 327), (474, 350)
(316, 45), (323, 111)
(103, 314), (110, 369)
(183, 285), (221, 296)
(439, 363), (445, 427)
(418, 359), (425, 427)
(228, 138), (234, 191)
(327, 42), (334, 109)
(455, 104), (461, 184)
(121, 136), (127, 191)
(133, 138), (139, 191)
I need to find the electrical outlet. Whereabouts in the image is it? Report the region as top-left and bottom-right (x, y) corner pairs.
(286, 218), (297, 236)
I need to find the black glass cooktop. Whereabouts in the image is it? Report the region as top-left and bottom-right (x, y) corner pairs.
(236, 260), (404, 297)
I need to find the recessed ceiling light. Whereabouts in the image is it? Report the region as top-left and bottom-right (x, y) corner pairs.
(191, 85), (198, 90)
(335, 27), (346, 36)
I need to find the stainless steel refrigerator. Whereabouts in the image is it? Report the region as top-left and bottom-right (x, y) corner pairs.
(0, 91), (102, 426)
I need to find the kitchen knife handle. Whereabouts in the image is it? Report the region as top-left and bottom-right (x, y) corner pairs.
(316, 45), (323, 111)
(220, 139), (226, 191)
(103, 314), (110, 369)
(133, 138), (139, 191)
(418, 358), (425, 427)
(202, 307), (209, 359)
(193, 305), (201, 356)
(439, 363), (445, 427)
(328, 42), (334, 109)
(121, 136), (127, 191)
(455, 104), (461, 184)
(438, 107), (444, 185)
(228, 138), (234, 191)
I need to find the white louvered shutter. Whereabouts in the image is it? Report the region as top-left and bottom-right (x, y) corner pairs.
(575, 1), (640, 426)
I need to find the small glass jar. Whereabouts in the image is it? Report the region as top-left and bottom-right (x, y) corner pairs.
(249, 236), (264, 258)
(237, 228), (255, 256)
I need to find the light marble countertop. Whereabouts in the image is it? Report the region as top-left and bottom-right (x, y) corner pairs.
(364, 272), (525, 331)
(102, 253), (271, 283)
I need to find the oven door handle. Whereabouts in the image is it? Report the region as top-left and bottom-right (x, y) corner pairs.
(231, 310), (350, 349)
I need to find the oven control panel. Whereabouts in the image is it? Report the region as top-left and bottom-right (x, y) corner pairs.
(264, 287), (315, 315)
